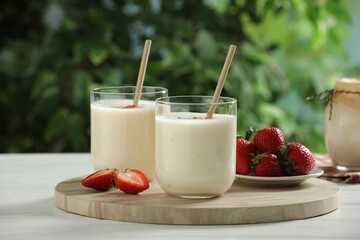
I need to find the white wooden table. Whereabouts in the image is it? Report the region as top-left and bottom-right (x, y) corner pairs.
(0, 153), (359, 239)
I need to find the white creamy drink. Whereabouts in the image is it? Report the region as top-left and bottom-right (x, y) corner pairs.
(156, 112), (236, 198)
(91, 99), (156, 178)
(324, 78), (360, 170)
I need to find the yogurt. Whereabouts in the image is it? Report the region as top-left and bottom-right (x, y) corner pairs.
(91, 99), (156, 178)
(324, 78), (360, 170)
(155, 112), (236, 198)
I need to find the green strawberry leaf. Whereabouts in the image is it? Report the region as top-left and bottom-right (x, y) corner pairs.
(278, 144), (297, 176)
(245, 126), (254, 140)
(250, 152), (267, 171)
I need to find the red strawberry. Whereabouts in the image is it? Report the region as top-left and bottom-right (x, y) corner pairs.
(253, 127), (285, 153)
(123, 105), (136, 109)
(81, 168), (117, 191)
(280, 142), (316, 175)
(236, 127), (256, 175)
(236, 137), (256, 175)
(251, 153), (284, 177)
(113, 169), (149, 194)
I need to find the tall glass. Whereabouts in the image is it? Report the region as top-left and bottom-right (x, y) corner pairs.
(155, 96), (237, 198)
(91, 86), (168, 179)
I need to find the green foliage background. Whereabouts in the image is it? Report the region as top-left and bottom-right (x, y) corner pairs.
(1, 0), (359, 153)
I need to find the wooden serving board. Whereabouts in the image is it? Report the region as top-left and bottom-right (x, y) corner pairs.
(55, 177), (340, 225)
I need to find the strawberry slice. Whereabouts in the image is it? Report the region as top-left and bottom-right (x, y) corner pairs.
(123, 105), (137, 109)
(113, 169), (149, 194)
(81, 168), (117, 191)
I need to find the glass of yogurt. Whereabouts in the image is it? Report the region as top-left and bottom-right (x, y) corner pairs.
(91, 86), (168, 180)
(324, 78), (360, 171)
(155, 96), (237, 198)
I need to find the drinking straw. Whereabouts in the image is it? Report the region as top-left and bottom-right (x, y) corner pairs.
(205, 44), (236, 119)
(133, 39), (152, 106)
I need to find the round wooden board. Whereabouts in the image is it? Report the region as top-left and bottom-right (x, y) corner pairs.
(55, 177), (340, 225)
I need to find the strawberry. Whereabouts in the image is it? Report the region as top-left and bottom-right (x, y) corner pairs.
(113, 169), (149, 194)
(280, 142), (316, 175)
(123, 105), (136, 109)
(81, 168), (117, 191)
(251, 153), (284, 177)
(236, 127), (256, 175)
(253, 127), (285, 153)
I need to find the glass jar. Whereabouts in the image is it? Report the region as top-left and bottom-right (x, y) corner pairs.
(324, 78), (360, 171)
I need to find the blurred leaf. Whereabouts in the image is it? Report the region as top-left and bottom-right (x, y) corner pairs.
(235, 0), (246, 7)
(0, 48), (15, 66)
(241, 10), (287, 48)
(204, 0), (230, 14)
(67, 112), (87, 151)
(72, 70), (92, 107)
(43, 2), (63, 32)
(88, 46), (109, 65)
(241, 42), (267, 63)
(258, 103), (286, 124)
(73, 42), (91, 64)
(45, 108), (69, 141)
(93, 66), (123, 85)
(194, 30), (217, 62)
(30, 85), (60, 117)
(31, 70), (57, 99)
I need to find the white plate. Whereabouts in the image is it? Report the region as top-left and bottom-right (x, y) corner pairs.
(235, 168), (324, 187)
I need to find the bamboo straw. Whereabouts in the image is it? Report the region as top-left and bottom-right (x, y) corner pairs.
(133, 39), (152, 106)
(205, 45), (236, 119)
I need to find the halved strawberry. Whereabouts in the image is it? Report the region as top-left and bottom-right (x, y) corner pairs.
(81, 168), (117, 191)
(113, 169), (149, 194)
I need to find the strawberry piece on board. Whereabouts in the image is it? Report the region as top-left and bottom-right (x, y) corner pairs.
(81, 168), (117, 191)
(113, 169), (149, 194)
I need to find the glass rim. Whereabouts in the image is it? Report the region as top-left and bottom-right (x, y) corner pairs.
(155, 95), (237, 106)
(91, 86), (168, 95)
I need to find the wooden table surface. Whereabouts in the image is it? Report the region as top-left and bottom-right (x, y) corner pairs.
(1, 153), (359, 239)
